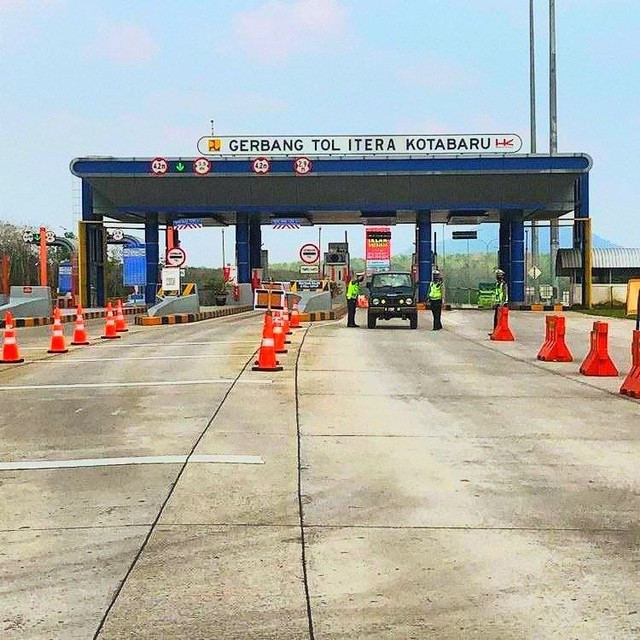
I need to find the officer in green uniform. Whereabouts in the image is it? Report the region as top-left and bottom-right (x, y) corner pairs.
(493, 269), (508, 329)
(346, 272), (364, 327)
(428, 270), (444, 330)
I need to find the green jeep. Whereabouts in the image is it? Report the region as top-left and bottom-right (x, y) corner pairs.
(366, 271), (418, 329)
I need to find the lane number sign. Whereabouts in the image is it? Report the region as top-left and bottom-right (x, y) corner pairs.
(299, 243), (320, 264)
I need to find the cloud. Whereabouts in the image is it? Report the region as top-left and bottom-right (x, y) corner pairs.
(97, 23), (157, 65)
(231, 0), (347, 64)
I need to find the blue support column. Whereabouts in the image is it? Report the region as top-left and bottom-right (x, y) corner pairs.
(509, 212), (525, 304)
(144, 214), (159, 306)
(416, 210), (432, 302)
(249, 217), (262, 274)
(575, 173), (590, 306)
(236, 212), (250, 284)
(498, 217), (511, 280)
(81, 180), (105, 307)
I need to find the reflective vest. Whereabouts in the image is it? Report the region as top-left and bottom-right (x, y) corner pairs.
(428, 281), (443, 300)
(495, 282), (508, 304)
(346, 281), (360, 300)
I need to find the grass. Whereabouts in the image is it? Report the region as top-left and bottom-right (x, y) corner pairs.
(574, 307), (634, 320)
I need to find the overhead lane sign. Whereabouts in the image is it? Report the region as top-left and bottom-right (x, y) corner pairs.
(197, 134), (523, 157)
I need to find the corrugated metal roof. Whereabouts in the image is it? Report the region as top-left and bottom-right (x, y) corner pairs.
(557, 248), (640, 271)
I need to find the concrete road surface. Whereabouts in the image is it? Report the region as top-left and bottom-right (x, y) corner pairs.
(1, 308), (639, 639)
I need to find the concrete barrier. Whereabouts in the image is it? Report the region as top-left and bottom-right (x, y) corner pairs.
(0, 286), (52, 319)
(147, 294), (200, 317)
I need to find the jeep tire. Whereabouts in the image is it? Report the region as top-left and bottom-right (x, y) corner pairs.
(409, 313), (418, 329)
(367, 313), (376, 329)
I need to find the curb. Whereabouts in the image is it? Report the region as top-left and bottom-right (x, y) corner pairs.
(299, 306), (348, 322)
(135, 305), (254, 326)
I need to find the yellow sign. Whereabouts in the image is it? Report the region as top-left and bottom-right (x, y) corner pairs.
(207, 138), (222, 152)
(627, 279), (640, 317)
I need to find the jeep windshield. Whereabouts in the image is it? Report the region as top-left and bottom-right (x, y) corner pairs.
(370, 273), (413, 292)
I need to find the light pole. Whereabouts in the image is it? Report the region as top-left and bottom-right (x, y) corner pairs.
(478, 239), (498, 280)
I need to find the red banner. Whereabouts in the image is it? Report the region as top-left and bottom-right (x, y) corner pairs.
(365, 226), (391, 270)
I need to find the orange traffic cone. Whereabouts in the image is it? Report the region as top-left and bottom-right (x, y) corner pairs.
(115, 299), (128, 332)
(282, 307), (292, 336)
(47, 308), (68, 354)
(71, 305), (90, 345)
(273, 314), (288, 354)
(1, 312), (24, 363)
(101, 303), (121, 340)
(290, 303), (301, 328)
(253, 312), (282, 371)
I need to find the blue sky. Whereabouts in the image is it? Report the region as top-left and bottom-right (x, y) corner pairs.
(1, 0), (639, 267)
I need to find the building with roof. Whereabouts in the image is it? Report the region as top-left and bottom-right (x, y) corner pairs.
(557, 248), (640, 305)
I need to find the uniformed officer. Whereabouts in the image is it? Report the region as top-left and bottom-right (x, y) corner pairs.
(428, 270), (444, 330)
(493, 268), (508, 329)
(346, 272), (364, 327)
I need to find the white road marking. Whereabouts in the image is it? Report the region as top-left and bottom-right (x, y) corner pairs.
(0, 454), (264, 471)
(0, 379), (272, 391)
(18, 341), (256, 350)
(36, 354), (255, 363)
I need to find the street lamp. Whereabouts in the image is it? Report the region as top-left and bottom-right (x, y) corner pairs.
(478, 239), (498, 279)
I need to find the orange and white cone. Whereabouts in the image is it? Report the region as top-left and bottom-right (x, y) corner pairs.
(282, 306), (292, 337)
(1, 312), (24, 363)
(101, 303), (121, 340)
(273, 314), (288, 354)
(290, 303), (301, 328)
(115, 299), (128, 332)
(71, 305), (90, 345)
(47, 308), (68, 354)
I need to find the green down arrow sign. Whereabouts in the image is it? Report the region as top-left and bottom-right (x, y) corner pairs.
(175, 162), (185, 172)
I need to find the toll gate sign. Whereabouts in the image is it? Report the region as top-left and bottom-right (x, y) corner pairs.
(365, 227), (391, 272)
(123, 245), (146, 286)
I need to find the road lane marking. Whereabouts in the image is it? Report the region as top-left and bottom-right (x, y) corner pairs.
(36, 354), (255, 363)
(0, 379), (272, 391)
(0, 454), (264, 470)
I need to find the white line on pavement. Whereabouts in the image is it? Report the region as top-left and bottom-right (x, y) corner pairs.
(0, 379), (272, 391)
(0, 454), (264, 471)
(36, 354), (255, 363)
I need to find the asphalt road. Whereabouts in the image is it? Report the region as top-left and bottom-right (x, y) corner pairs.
(1, 309), (639, 639)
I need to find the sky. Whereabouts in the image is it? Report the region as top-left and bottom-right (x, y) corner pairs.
(1, 0), (639, 267)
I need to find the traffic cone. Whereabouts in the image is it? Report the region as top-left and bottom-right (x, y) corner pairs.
(620, 331), (640, 398)
(101, 303), (121, 340)
(252, 334), (283, 371)
(273, 314), (288, 354)
(1, 312), (24, 363)
(47, 308), (68, 354)
(71, 305), (90, 345)
(115, 299), (128, 332)
(290, 303), (301, 328)
(282, 306), (292, 336)
(490, 306), (515, 341)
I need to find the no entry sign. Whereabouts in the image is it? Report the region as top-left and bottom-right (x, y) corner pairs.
(166, 246), (186, 267)
(299, 243), (320, 264)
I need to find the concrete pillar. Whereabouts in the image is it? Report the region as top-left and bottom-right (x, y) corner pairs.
(249, 216), (262, 273)
(509, 212), (525, 303)
(416, 211), (432, 302)
(144, 214), (159, 306)
(81, 180), (105, 307)
(236, 212), (250, 284)
(574, 173), (591, 307)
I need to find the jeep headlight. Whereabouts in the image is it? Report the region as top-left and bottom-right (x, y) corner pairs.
(399, 299), (405, 304)
(372, 298), (380, 305)
(405, 297), (413, 305)
(381, 298), (386, 305)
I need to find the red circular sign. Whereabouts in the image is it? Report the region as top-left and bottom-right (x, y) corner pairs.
(193, 157), (211, 175)
(166, 247), (187, 267)
(293, 157), (312, 175)
(252, 157), (271, 174)
(151, 157), (168, 175)
(299, 243), (320, 264)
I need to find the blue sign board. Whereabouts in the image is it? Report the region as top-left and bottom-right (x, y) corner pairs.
(123, 244), (146, 286)
(58, 261), (72, 293)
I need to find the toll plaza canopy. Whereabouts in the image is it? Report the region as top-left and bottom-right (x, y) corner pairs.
(70, 153), (592, 306)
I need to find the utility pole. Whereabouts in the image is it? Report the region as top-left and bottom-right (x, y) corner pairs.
(549, 0), (560, 302)
(530, 0), (540, 302)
